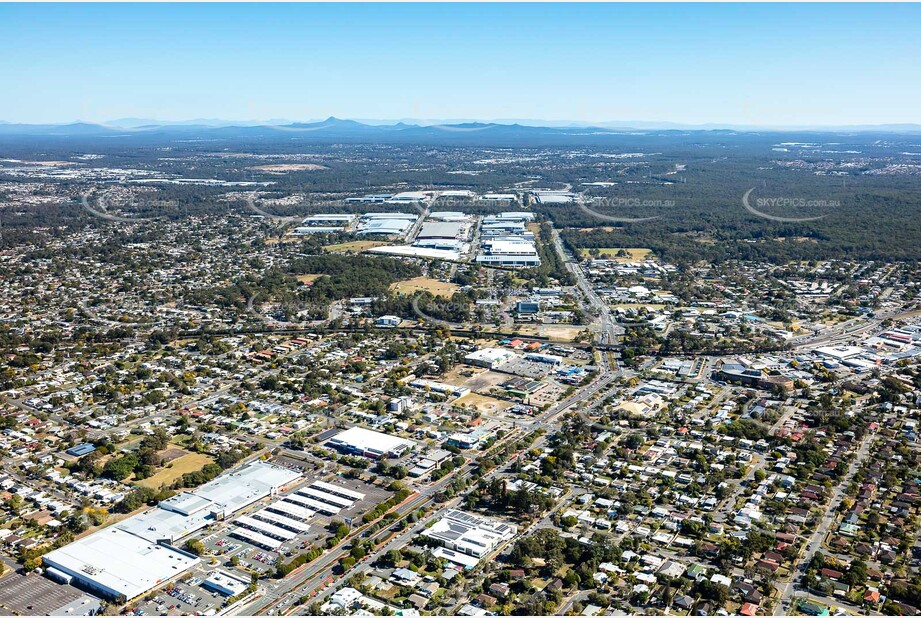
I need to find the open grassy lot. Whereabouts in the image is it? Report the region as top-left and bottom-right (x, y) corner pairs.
(323, 240), (389, 253)
(295, 273), (325, 284)
(578, 247), (652, 261)
(390, 276), (459, 297)
(135, 452), (214, 490)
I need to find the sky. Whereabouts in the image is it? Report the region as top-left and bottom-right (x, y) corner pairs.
(2, 3), (920, 127)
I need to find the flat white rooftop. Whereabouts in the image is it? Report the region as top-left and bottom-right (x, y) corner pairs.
(367, 245), (460, 260)
(269, 499), (315, 520)
(312, 480), (366, 501)
(42, 461), (299, 601)
(42, 527), (200, 601)
(328, 426), (415, 457)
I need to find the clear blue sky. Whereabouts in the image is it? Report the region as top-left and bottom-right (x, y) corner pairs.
(2, 3), (920, 126)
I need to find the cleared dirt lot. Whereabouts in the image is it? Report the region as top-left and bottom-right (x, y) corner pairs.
(455, 392), (514, 413)
(513, 324), (586, 341)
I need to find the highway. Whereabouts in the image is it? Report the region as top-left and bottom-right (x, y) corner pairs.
(789, 306), (920, 351)
(547, 224), (621, 362)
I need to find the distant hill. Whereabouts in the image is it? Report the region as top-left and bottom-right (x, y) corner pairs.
(0, 117), (919, 146)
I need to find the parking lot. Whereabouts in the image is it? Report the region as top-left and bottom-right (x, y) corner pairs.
(0, 571), (101, 616)
(194, 475), (393, 577)
(130, 576), (226, 616)
(495, 356), (556, 378)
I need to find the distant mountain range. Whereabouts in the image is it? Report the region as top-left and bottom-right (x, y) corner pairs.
(1, 117), (919, 145)
(3, 116), (920, 133)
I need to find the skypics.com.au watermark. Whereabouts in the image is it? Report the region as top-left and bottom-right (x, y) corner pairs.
(576, 196), (671, 224)
(81, 189), (160, 223)
(742, 188), (839, 223)
(411, 297), (495, 330)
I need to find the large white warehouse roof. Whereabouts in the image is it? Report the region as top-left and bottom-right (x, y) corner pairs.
(41, 527), (200, 601)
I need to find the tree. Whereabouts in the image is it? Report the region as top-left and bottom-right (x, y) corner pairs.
(103, 453), (138, 481)
(184, 538), (205, 556)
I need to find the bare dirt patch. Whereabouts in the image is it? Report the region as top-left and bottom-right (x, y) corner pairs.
(455, 392), (514, 414)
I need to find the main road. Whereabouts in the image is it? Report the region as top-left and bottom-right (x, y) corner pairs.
(773, 433), (874, 615)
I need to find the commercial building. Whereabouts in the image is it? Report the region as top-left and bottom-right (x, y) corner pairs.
(417, 221), (466, 240)
(464, 347), (519, 369)
(387, 191), (430, 203)
(476, 239), (540, 267)
(355, 213), (418, 238)
(301, 214), (356, 225)
(293, 226), (346, 235)
(532, 190), (575, 204)
(41, 462), (300, 602)
(294, 214), (356, 235)
(375, 315), (401, 327)
(408, 378), (470, 397)
(202, 569), (250, 597)
(356, 219), (413, 237)
(525, 352), (563, 365)
(516, 300), (540, 314)
(429, 211), (469, 221)
(716, 363), (793, 392)
(446, 428), (491, 450)
(367, 245), (461, 260)
(345, 194), (392, 203)
(438, 190), (477, 200)
(480, 218), (527, 237)
(327, 426), (415, 459)
(42, 528), (201, 602)
(422, 509), (517, 560)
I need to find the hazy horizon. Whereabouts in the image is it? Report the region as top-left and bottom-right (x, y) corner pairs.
(2, 3), (920, 126)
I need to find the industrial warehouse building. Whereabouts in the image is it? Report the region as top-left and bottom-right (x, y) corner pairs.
(327, 426), (415, 459)
(41, 462), (300, 602)
(416, 221), (466, 240)
(475, 239), (541, 267)
(355, 213), (418, 238)
(422, 509), (517, 561)
(294, 213), (356, 235)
